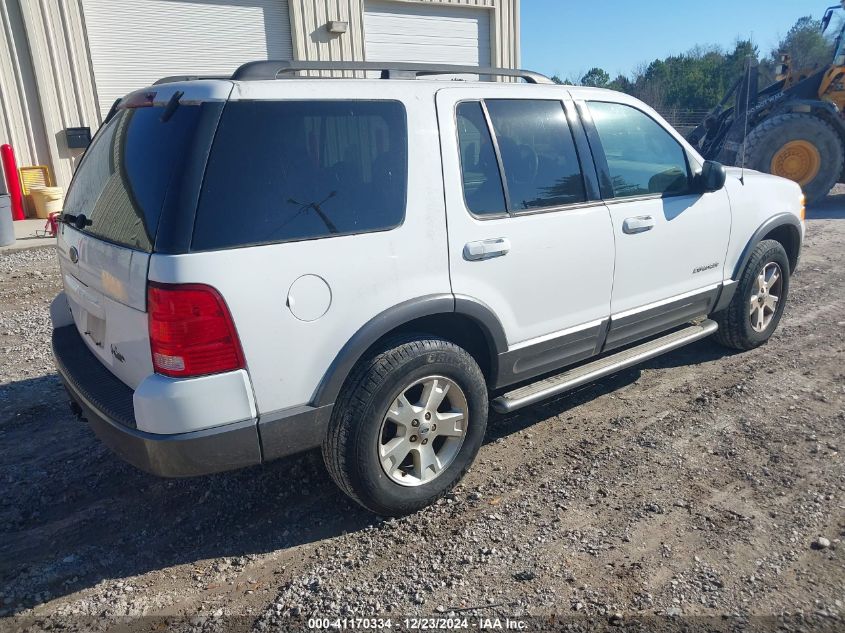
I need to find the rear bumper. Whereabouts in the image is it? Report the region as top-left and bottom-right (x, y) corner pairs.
(52, 325), (262, 477)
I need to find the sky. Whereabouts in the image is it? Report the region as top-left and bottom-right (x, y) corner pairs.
(521, 1), (829, 82)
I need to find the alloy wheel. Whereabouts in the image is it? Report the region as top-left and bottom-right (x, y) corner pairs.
(377, 376), (468, 487)
(750, 262), (783, 333)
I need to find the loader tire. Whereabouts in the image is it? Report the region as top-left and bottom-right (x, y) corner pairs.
(744, 113), (843, 205)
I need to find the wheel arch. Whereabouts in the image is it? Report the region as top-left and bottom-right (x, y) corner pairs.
(311, 295), (507, 407)
(732, 213), (803, 280)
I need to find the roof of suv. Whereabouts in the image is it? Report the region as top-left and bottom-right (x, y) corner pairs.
(140, 60), (629, 107)
(153, 60), (555, 86)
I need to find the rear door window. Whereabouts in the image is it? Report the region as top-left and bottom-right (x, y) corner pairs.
(456, 102), (507, 216)
(485, 100), (586, 211)
(192, 100), (408, 250)
(62, 104), (205, 252)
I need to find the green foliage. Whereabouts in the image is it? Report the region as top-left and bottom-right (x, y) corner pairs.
(776, 16), (834, 70)
(580, 67), (610, 88)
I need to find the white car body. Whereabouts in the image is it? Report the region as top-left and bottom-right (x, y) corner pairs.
(50, 70), (805, 478)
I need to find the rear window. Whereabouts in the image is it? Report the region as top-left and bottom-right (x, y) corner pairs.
(63, 104), (205, 252)
(192, 100), (408, 251)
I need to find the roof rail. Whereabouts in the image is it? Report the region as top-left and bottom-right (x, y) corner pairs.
(231, 60), (554, 84)
(153, 75), (229, 85)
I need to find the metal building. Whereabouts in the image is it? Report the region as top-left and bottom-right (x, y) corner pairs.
(0, 0), (520, 190)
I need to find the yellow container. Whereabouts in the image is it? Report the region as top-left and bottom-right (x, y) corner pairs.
(29, 186), (64, 219)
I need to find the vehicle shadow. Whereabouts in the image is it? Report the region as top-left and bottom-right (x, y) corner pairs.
(0, 374), (378, 614)
(0, 337), (735, 613)
(807, 193), (845, 219)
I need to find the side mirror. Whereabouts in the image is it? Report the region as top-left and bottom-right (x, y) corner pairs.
(698, 160), (727, 193)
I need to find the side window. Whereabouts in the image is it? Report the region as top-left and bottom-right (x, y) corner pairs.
(193, 100), (407, 250)
(456, 102), (507, 216)
(486, 100), (586, 210)
(587, 101), (691, 199)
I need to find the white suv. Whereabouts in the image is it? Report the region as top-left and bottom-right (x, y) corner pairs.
(50, 62), (805, 516)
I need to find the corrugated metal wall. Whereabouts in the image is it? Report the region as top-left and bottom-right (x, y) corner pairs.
(0, 0), (49, 175)
(291, 0), (519, 74)
(0, 0), (99, 191)
(19, 0), (101, 189)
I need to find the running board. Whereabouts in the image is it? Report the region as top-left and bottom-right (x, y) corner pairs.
(491, 319), (718, 414)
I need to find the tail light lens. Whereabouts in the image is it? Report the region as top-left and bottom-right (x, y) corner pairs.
(120, 90), (156, 109)
(147, 282), (245, 378)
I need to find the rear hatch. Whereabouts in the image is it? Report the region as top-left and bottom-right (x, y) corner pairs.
(57, 82), (230, 389)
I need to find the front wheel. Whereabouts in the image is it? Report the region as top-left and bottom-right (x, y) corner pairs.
(713, 239), (791, 350)
(323, 336), (488, 516)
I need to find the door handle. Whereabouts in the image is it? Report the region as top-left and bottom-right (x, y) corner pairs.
(464, 238), (511, 261)
(622, 215), (655, 234)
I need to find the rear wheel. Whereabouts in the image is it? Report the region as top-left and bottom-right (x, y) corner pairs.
(745, 113), (843, 205)
(323, 336), (488, 516)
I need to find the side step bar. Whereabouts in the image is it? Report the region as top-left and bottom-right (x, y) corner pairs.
(491, 319), (718, 414)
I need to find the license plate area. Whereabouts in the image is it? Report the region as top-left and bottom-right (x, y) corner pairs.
(83, 313), (106, 350)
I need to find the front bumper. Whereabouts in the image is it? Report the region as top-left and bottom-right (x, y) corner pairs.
(52, 325), (262, 477)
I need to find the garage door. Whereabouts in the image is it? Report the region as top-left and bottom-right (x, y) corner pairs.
(364, 0), (491, 68)
(82, 0), (293, 117)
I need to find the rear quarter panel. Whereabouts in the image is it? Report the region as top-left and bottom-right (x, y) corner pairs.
(148, 82), (451, 415)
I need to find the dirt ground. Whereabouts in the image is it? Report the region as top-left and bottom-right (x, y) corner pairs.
(1, 193), (843, 632)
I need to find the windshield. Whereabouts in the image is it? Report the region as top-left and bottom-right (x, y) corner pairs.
(63, 103), (204, 252)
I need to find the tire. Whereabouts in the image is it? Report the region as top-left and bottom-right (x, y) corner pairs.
(712, 240), (790, 350)
(744, 113), (843, 205)
(322, 336), (488, 516)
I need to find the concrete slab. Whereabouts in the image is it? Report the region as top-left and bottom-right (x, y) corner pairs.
(0, 218), (56, 253)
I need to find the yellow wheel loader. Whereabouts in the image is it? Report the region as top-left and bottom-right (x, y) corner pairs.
(689, 3), (845, 204)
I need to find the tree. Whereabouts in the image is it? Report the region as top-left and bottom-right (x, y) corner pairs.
(551, 75), (573, 85)
(608, 74), (633, 93)
(580, 67), (610, 88)
(771, 16), (834, 71)
(724, 39), (759, 85)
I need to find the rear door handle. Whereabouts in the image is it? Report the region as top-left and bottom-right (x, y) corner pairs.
(464, 238), (510, 261)
(622, 215), (655, 234)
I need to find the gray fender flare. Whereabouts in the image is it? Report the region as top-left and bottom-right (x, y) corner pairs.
(311, 294), (507, 407)
(731, 213), (803, 281)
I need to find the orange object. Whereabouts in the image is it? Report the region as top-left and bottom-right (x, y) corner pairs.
(18, 165), (53, 217)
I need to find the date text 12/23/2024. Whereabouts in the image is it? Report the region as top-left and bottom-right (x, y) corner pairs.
(307, 617), (529, 630)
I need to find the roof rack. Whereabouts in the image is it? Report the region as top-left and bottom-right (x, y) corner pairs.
(230, 60), (554, 84)
(153, 75), (229, 85)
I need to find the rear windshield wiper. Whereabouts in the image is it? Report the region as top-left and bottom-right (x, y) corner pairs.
(160, 90), (184, 123)
(285, 193), (339, 234)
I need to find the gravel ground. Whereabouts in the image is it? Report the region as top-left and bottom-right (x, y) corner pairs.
(1, 195), (843, 632)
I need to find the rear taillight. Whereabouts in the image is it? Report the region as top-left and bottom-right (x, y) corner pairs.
(147, 282), (245, 378)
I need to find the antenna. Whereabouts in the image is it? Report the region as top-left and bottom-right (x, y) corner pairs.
(739, 58), (754, 186)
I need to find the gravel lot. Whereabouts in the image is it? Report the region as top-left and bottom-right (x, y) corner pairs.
(1, 195), (843, 631)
